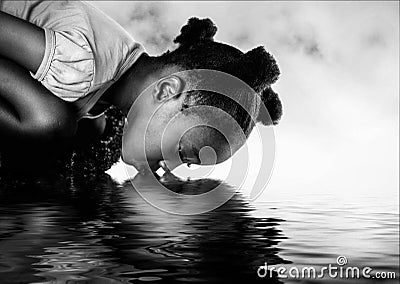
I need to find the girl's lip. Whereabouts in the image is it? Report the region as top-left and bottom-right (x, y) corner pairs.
(159, 160), (171, 173)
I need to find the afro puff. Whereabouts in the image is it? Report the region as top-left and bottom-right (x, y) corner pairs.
(257, 86), (283, 125)
(174, 17), (217, 46)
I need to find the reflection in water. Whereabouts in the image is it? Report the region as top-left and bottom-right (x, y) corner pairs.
(0, 174), (287, 283)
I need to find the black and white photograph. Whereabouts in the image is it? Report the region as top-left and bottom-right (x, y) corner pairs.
(0, 1), (399, 283)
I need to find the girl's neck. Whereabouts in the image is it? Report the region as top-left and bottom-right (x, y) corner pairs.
(101, 53), (159, 115)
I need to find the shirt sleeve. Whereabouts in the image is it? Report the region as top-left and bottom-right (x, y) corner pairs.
(30, 28), (95, 102)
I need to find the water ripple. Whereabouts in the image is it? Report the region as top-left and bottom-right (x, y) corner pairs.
(0, 175), (398, 283)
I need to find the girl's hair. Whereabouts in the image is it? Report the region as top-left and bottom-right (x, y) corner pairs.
(160, 17), (282, 137)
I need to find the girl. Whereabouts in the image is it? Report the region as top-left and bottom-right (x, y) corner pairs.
(0, 1), (282, 174)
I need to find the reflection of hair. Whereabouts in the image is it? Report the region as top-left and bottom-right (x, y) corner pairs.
(160, 17), (283, 137)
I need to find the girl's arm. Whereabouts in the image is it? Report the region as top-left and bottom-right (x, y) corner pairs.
(0, 56), (77, 145)
(0, 11), (45, 73)
(0, 12), (77, 146)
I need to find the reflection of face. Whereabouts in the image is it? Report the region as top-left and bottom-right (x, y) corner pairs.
(122, 89), (244, 173)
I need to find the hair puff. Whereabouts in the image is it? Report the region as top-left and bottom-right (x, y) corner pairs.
(174, 17), (217, 46)
(257, 86), (283, 126)
(239, 46), (280, 93)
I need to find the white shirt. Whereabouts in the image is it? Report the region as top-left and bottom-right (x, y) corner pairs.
(0, 0), (145, 117)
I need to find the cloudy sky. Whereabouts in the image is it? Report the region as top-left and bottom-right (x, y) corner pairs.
(95, 2), (399, 200)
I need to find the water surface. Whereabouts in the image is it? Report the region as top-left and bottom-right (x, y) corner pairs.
(0, 175), (398, 283)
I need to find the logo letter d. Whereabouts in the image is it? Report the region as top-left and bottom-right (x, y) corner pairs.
(257, 262), (269, 278)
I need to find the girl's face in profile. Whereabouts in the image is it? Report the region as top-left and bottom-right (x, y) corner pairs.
(122, 84), (242, 173)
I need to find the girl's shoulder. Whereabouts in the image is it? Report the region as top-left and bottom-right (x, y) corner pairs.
(1, 0), (145, 106)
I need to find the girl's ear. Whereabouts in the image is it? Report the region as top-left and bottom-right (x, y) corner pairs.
(153, 75), (184, 102)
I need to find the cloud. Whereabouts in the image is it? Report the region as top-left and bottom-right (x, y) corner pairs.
(124, 2), (175, 53)
(363, 32), (386, 48)
(92, 1), (177, 54)
(280, 32), (323, 58)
